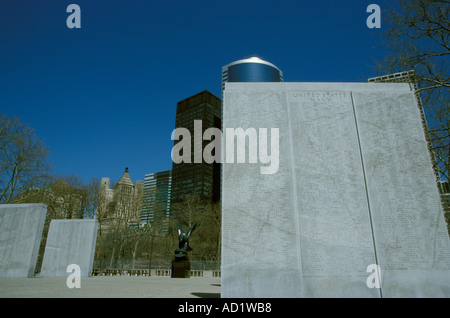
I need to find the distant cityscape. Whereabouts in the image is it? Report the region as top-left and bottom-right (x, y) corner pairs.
(97, 57), (285, 233)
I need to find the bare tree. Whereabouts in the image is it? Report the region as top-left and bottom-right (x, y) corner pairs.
(105, 180), (143, 269)
(15, 173), (88, 272)
(83, 177), (100, 219)
(140, 188), (172, 271)
(192, 200), (221, 261)
(13, 174), (85, 219)
(128, 225), (151, 270)
(50, 174), (86, 219)
(170, 195), (221, 261)
(171, 194), (204, 229)
(0, 114), (50, 203)
(376, 0), (449, 180)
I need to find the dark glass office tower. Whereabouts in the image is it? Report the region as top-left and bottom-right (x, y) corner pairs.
(171, 90), (221, 204)
(222, 56), (283, 90)
(140, 170), (172, 232)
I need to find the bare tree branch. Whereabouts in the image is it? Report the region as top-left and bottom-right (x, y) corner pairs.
(375, 0), (449, 181)
(0, 114), (50, 203)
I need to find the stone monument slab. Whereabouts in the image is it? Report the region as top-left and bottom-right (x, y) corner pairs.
(0, 204), (47, 278)
(221, 82), (450, 297)
(352, 91), (450, 297)
(40, 219), (98, 277)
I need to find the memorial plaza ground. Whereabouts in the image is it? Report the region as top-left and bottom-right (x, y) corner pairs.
(0, 276), (221, 298)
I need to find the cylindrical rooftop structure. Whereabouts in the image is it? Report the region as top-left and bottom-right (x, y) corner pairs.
(222, 56), (283, 91)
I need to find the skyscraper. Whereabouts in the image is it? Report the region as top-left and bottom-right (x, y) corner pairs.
(222, 56), (283, 91)
(140, 170), (172, 232)
(170, 90), (221, 204)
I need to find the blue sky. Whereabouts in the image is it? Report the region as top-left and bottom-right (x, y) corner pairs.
(1, 0), (394, 184)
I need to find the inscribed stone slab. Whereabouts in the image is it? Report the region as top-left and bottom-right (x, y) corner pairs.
(221, 82), (450, 298)
(40, 219), (98, 277)
(287, 89), (377, 297)
(0, 204), (47, 278)
(352, 91), (450, 297)
(221, 88), (303, 297)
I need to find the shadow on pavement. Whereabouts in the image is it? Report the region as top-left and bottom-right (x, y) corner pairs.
(191, 292), (221, 298)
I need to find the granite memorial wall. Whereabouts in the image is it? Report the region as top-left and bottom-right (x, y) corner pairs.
(221, 82), (450, 297)
(0, 204), (47, 278)
(40, 219), (98, 277)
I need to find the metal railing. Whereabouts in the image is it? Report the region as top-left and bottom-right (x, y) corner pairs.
(92, 268), (221, 277)
(92, 259), (221, 277)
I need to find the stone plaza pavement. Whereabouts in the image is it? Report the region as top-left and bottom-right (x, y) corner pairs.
(0, 276), (221, 298)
